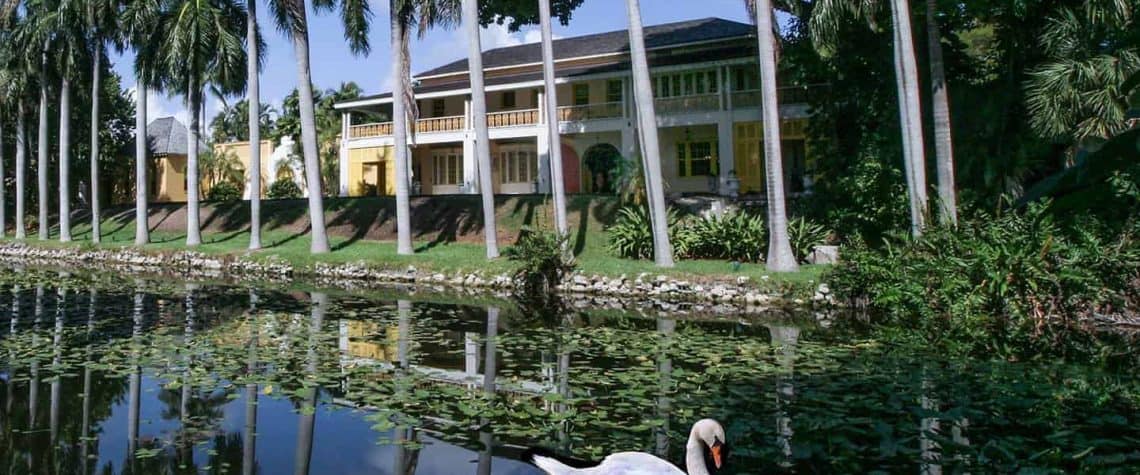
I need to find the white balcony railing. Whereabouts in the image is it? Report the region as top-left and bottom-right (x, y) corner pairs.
(348, 122), (393, 139)
(556, 102), (624, 122)
(487, 109), (539, 128)
(654, 94), (720, 115)
(415, 115), (465, 133)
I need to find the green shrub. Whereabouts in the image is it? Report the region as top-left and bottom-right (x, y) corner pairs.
(826, 203), (1140, 364)
(205, 181), (242, 202)
(267, 178), (303, 199)
(607, 206), (689, 260)
(788, 217), (832, 263)
(505, 228), (576, 295)
(685, 210), (767, 263)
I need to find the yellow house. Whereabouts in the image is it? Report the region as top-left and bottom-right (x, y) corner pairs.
(213, 139), (275, 199)
(146, 117), (205, 203)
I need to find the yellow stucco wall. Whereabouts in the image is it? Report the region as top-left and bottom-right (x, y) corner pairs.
(732, 119), (813, 194)
(348, 146), (396, 196)
(214, 140), (274, 198)
(153, 154), (188, 202)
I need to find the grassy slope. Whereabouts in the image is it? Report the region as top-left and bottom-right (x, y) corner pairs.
(6, 195), (824, 287)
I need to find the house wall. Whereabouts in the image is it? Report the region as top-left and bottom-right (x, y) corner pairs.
(347, 146), (396, 196)
(214, 140), (274, 198)
(564, 131), (623, 193)
(154, 154), (188, 202)
(659, 125), (720, 194)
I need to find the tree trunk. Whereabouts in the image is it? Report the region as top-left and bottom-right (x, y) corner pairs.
(625, 0), (674, 267)
(247, 0), (261, 250)
(135, 78), (149, 245)
(38, 79), (49, 240)
(16, 101), (26, 239)
(897, 0), (928, 231)
(925, 0), (957, 226)
(59, 76), (72, 242)
(891, 0), (927, 237)
(242, 290), (258, 475)
(539, 0), (569, 238)
(91, 48), (102, 243)
(754, 1), (798, 272)
(1, 107), (6, 238)
(463, 0), (500, 259)
(392, 0), (413, 255)
(186, 85), (202, 246)
(290, 17), (330, 254)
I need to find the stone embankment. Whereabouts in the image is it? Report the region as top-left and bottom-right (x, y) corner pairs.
(0, 243), (836, 317)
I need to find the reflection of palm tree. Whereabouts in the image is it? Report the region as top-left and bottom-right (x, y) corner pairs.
(243, 289), (259, 475)
(392, 299), (420, 475)
(50, 284), (65, 447)
(767, 325), (799, 465)
(477, 306), (500, 475)
(655, 318), (675, 458)
(293, 292), (327, 475)
(30, 285), (43, 431)
(81, 290), (96, 473)
(127, 283), (144, 467)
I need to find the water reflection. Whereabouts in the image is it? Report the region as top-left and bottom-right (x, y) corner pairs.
(0, 271), (1137, 473)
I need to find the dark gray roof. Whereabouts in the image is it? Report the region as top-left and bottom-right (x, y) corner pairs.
(417, 17), (753, 77)
(148, 116), (207, 156)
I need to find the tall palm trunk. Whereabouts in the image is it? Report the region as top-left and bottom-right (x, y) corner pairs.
(247, 0), (261, 250)
(625, 0), (674, 267)
(90, 48), (102, 243)
(134, 78), (149, 245)
(289, 15), (330, 254)
(753, 0), (797, 272)
(538, 0), (568, 237)
(925, 0), (956, 225)
(37, 77), (49, 240)
(59, 75), (72, 242)
(462, 0), (500, 259)
(186, 84), (202, 246)
(0, 109), (5, 238)
(891, 0), (927, 237)
(15, 101), (26, 239)
(391, 0), (412, 255)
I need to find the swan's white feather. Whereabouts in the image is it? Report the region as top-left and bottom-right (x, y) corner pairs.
(532, 451), (684, 474)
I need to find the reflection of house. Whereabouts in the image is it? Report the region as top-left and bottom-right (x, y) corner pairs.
(334, 17), (816, 199)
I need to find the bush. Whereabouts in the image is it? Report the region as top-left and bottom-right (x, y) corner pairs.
(205, 181), (242, 202)
(505, 228), (576, 295)
(267, 178), (303, 199)
(685, 210), (767, 262)
(826, 203), (1140, 364)
(788, 217), (832, 263)
(607, 206), (689, 260)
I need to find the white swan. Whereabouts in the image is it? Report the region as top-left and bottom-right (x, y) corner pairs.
(531, 419), (727, 474)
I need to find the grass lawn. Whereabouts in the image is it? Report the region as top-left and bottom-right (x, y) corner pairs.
(5, 197), (826, 288)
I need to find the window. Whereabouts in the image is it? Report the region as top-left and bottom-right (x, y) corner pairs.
(783, 139), (807, 193)
(432, 151), (461, 186)
(432, 99), (446, 118)
(606, 80), (623, 103)
(653, 70), (719, 98)
(496, 148), (535, 184)
(734, 66), (760, 91)
(531, 90), (539, 108)
(677, 140), (718, 177)
(501, 91), (516, 109)
(573, 84), (590, 106)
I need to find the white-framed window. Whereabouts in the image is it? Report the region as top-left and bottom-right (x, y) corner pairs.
(654, 70), (719, 98)
(432, 151), (461, 185)
(495, 147), (535, 184)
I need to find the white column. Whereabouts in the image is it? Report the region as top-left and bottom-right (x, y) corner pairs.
(339, 112), (350, 197)
(536, 121), (552, 194)
(463, 132), (478, 194)
(717, 118), (734, 195)
(621, 125), (638, 160)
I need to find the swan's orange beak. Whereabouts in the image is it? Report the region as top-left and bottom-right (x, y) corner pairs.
(711, 444), (723, 469)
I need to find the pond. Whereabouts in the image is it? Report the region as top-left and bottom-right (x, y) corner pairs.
(0, 267), (1138, 474)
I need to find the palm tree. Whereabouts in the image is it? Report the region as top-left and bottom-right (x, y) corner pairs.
(391, 0), (415, 255)
(159, 0), (247, 246)
(246, 0), (263, 250)
(88, 0), (120, 243)
(538, 0), (569, 238)
(122, 0), (163, 246)
(925, 0), (955, 225)
(624, 0), (673, 267)
(265, 0), (371, 254)
(744, 0), (797, 272)
(461, 0), (500, 259)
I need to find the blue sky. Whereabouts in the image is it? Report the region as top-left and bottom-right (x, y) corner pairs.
(109, 0), (755, 126)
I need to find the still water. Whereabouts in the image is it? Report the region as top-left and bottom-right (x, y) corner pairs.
(0, 268), (1138, 474)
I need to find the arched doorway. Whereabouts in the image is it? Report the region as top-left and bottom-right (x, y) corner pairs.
(582, 143), (622, 194)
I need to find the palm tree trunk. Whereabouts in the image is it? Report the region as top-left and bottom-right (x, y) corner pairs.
(891, 0), (927, 237)
(391, 0), (413, 255)
(247, 0), (261, 250)
(925, 0), (956, 226)
(897, 0), (928, 232)
(289, 17), (330, 254)
(135, 78), (149, 245)
(462, 0), (501, 259)
(38, 79), (49, 240)
(1, 108), (6, 238)
(625, 0), (674, 267)
(754, 1), (798, 272)
(90, 48), (102, 243)
(539, 0), (569, 238)
(186, 84), (202, 246)
(59, 76), (72, 242)
(15, 101), (26, 239)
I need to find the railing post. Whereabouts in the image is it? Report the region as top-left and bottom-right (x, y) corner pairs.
(339, 112), (350, 197)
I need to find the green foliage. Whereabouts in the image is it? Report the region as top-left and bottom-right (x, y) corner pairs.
(683, 210), (767, 263)
(205, 181), (241, 202)
(607, 206), (688, 260)
(788, 216), (832, 263)
(266, 178), (302, 200)
(827, 204), (1140, 365)
(210, 100), (277, 143)
(806, 156), (909, 244)
(505, 228), (576, 295)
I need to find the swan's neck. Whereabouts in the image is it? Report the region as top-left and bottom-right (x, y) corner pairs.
(685, 436), (711, 475)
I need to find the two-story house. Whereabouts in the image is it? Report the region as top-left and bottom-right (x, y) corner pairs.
(333, 17), (818, 199)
